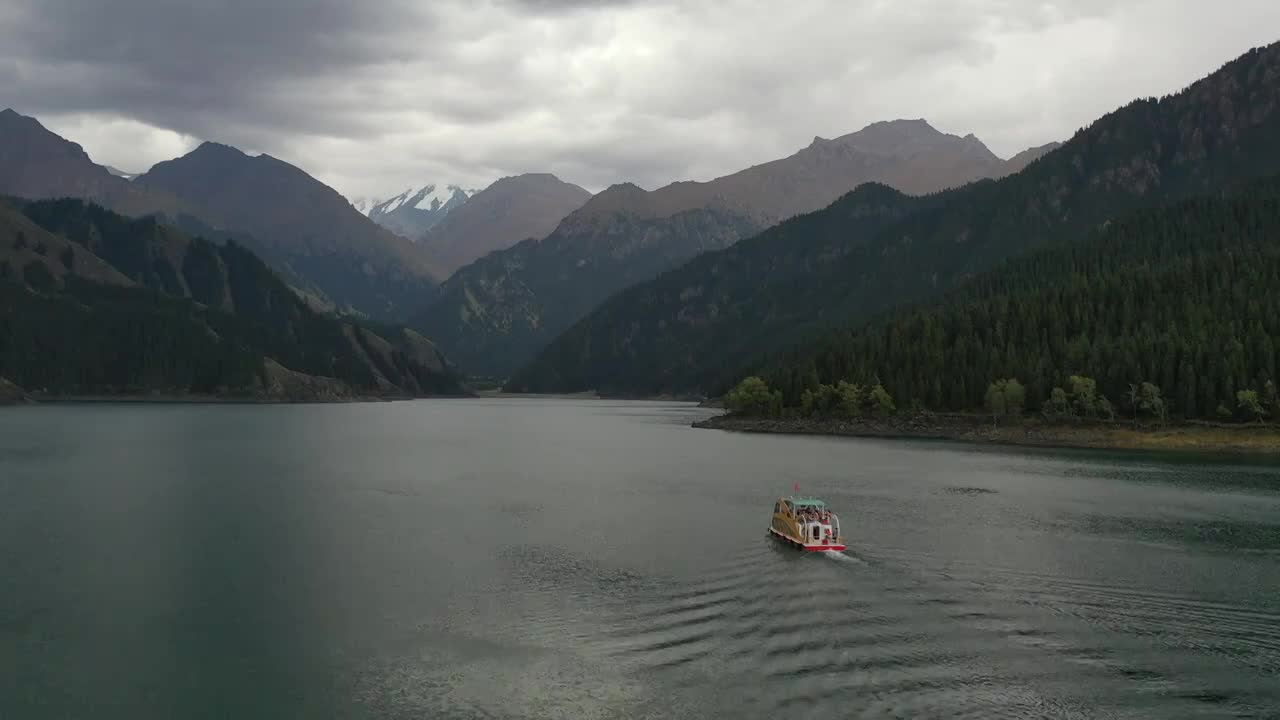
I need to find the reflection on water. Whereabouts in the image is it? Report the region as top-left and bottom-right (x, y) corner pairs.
(1, 399), (1278, 719)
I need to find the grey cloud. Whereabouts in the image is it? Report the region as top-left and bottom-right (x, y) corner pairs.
(3, 0), (437, 141)
(2, 0), (1279, 198)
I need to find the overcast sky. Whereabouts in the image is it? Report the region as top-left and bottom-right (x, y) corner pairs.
(3, 1), (1278, 199)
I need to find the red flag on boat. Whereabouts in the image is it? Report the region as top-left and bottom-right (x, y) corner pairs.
(794, 482), (799, 494)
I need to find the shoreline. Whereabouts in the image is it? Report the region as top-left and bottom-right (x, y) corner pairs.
(693, 413), (1280, 455)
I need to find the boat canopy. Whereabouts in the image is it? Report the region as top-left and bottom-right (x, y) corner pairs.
(787, 497), (826, 509)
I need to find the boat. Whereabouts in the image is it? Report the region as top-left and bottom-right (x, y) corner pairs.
(768, 496), (845, 551)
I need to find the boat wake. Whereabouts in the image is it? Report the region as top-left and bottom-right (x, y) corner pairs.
(822, 549), (864, 564)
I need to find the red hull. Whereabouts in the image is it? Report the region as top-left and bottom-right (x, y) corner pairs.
(769, 527), (845, 552)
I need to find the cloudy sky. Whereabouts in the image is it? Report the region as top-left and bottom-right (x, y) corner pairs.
(3, 1), (1278, 200)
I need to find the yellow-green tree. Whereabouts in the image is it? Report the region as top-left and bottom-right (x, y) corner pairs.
(1237, 389), (1265, 424)
(1045, 387), (1070, 420)
(726, 376), (776, 416)
(984, 378), (1026, 426)
(869, 384), (896, 416)
(836, 381), (864, 418)
(1139, 382), (1166, 426)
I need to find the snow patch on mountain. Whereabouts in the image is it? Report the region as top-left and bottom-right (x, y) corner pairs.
(380, 188), (416, 214)
(348, 183), (481, 239)
(414, 184), (470, 211)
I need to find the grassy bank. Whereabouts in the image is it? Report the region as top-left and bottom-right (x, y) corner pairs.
(694, 413), (1280, 455)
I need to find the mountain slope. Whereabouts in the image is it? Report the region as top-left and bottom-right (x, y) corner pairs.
(417, 173), (591, 274)
(0, 198), (461, 398)
(416, 120), (1022, 378)
(360, 183), (477, 239)
(754, 174), (1280, 419)
(135, 142), (443, 320)
(509, 42), (1280, 396)
(0, 201), (132, 290)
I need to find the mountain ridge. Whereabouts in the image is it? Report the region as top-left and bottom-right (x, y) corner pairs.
(134, 140), (444, 319)
(0, 109), (185, 217)
(1, 112), (446, 320)
(417, 173), (591, 274)
(414, 118), (1040, 378)
(571, 118), (1017, 227)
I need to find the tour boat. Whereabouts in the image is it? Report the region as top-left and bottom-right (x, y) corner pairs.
(768, 495), (845, 551)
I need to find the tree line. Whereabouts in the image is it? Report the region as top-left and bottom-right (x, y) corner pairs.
(726, 372), (1277, 426)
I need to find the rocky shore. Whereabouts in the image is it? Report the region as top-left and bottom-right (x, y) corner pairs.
(0, 377), (28, 405)
(694, 413), (1280, 455)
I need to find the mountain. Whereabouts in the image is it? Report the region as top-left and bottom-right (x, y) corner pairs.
(356, 183), (478, 239)
(415, 120), (1021, 378)
(0, 198), (462, 400)
(0, 110), (443, 320)
(0, 109), (180, 217)
(508, 42), (1280, 396)
(134, 142), (444, 320)
(752, 173), (1280, 420)
(417, 173), (591, 273)
(567, 119), (1016, 229)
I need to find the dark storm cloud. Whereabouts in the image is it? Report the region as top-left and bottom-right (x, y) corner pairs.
(2, 0), (436, 143)
(3, 1), (1279, 199)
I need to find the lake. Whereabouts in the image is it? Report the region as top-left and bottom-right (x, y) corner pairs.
(2, 399), (1278, 718)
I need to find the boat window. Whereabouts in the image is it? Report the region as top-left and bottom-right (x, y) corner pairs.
(812, 526), (820, 540)
(774, 502), (781, 513)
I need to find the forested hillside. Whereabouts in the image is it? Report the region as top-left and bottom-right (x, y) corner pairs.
(509, 43), (1280, 396)
(0, 199), (462, 399)
(744, 174), (1280, 420)
(507, 183), (935, 393)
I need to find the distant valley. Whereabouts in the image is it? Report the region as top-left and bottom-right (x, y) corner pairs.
(415, 119), (1058, 378)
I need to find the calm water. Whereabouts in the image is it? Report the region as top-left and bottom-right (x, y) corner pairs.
(2, 399), (1279, 719)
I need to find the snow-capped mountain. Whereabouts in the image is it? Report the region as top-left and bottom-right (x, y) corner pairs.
(351, 184), (479, 240)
